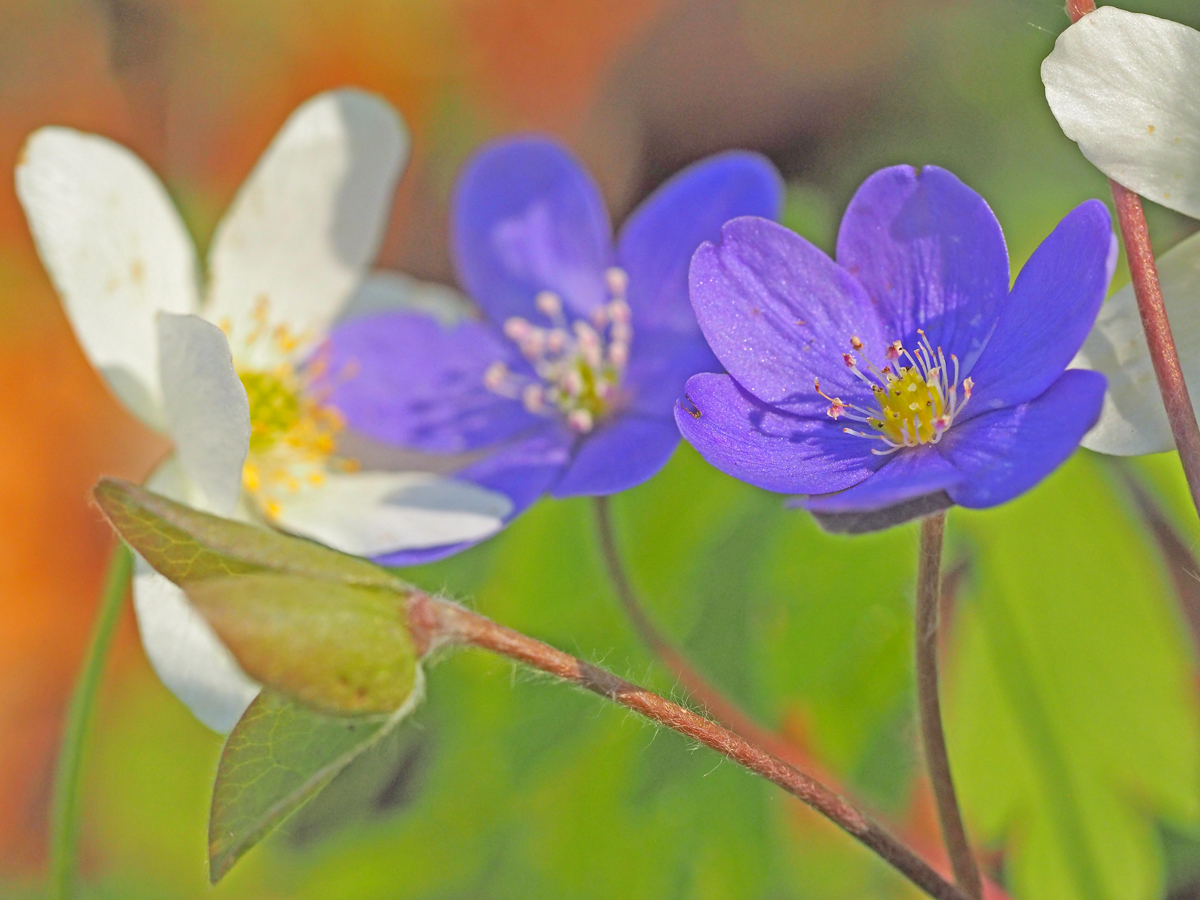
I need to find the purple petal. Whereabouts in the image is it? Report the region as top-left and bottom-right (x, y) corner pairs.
(372, 425), (572, 566)
(940, 369), (1106, 509)
(836, 165), (1009, 367)
(456, 424), (572, 513)
(689, 217), (887, 417)
(623, 326), (720, 417)
(964, 201), (1116, 414)
(618, 151), (783, 335)
(324, 312), (540, 453)
(452, 137), (613, 326)
(552, 415), (680, 498)
(674, 372), (884, 494)
(796, 445), (962, 513)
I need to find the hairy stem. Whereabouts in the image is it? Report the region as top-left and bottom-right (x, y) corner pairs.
(1063, 0), (1200, 519)
(591, 497), (804, 763)
(48, 542), (134, 900)
(916, 513), (981, 900)
(408, 592), (971, 900)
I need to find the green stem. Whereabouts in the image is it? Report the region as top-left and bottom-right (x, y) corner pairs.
(48, 541), (134, 900)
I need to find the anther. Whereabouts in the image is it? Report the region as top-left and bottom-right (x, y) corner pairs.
(567, 409), (594, 433)
(536, 291), (562, 318)
(523, 383), (545, 413)
(546, 329), (568, 354)
(606, 267), (629, 299)
(484, 362), (509, 391)
(504, 317), (532, 341)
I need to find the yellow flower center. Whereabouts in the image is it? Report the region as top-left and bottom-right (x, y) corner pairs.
(237, 364), (348, 519)
(869, 363), (947, 445)
(223, 298), (355, 520)
(815, 330), (973, 455)
(241, 370), (303, 454)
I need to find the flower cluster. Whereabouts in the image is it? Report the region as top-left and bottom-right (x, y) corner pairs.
(17, 90), (511, 730)
(322, 138), (783, 562)
(22, 91), (1124, 727)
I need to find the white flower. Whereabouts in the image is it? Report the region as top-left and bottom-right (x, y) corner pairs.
(1043, 6), (1200, 455)
(16, 90), (512, 731)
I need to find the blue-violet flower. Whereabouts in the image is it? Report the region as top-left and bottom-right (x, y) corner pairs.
(675, 165), (1116, 532)
(326, 137), (783, 559)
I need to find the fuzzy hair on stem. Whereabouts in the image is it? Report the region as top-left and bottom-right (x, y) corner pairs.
(406, 591), (972, 900)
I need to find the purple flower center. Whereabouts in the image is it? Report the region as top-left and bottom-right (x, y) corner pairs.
(815, 329), (974, 455)
(483, 266), (634, 434)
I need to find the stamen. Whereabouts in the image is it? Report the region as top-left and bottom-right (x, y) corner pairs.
(484, 272), (636, 433)
(504, 317), (532, 342)
(606, 267), (629, 300)
(535, 291), (562, 318)
(523, 383), (546, 413)
(234, 353), (351, 523)
(822, 330), (974, 452)
(567, 409), (594, 433)
(484, 361), (509, 392)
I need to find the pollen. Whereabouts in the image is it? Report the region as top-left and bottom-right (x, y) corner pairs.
(816, 330), (974, 456)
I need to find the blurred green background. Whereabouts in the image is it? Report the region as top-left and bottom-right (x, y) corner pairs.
(5, 0), (1200, 898)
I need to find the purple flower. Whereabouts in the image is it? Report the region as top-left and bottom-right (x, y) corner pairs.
(675, 165), (1117, 533)
(326, 137), (783, 560)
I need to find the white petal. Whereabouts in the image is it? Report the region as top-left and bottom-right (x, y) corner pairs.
(270, 471), (512, 557)
(15, 127), (199, 428)
(204, 90), (409, 360)
(1074, 230), (1200, 455)
(337, 270), (475, 326)
(132, 458), (258, 733)
(157, 313), (250, 515)
(133, 563), (260, 733)
(1042, 6), (1200, 219)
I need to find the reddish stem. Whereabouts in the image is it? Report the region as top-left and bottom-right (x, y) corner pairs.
(1065, 0), (1200, 518)
(916, 514), (982, 900)
(595, 498), (1016, 898)
(592, 497), (807, 764)
(408, 592), (971, 900)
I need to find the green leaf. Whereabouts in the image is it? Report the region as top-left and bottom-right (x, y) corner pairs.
(209, 687), (420, 883)
(188, 574), (421, 715)
(93, 478), (422, 716)
(950, 454), (1200, 900)
(93, 478), (403, 590)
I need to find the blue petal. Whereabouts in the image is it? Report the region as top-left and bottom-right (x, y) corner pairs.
(965, 200), (1116, 414)
(623, 326), (719, 417)
(452, 137), (614, 326)
(689, 216), (887, 417)
(372, 424), (572, 566)
(457, 424), (572, 512)
(552, 415), (680, 497)
(796, 445), (962, 513)
(940, 369), (1106, 508)
(618, 151), (783, 335)
(674, 372), (884, 494)
(836, 165), (1010, 368)
(325, 312), (541, 453)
